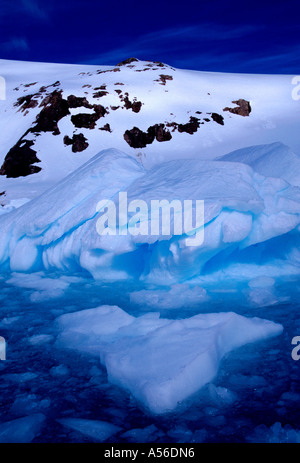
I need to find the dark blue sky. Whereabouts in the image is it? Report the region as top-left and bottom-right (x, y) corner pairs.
(0, 0), (299, 73)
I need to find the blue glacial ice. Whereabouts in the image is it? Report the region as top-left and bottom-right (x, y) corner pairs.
(0, 144), (300, 285)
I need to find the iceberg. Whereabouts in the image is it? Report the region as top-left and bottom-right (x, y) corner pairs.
(0, 145), (300, 282)
(218, 142), (300, 186)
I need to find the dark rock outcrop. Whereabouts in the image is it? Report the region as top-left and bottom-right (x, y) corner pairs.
(67, 95), (92, 109)
(211, 113), (224, 125)
(0, 137), (41, 178)
(117, 58), (139, 66)
(71, 104), (106, 129)
(223, 99), (251, 116)
(123, 96), (142, 113)
(33, 90), (70, 135)
(124, 124), (171, 148)
(14, 94), (39, 113)
(99, 123), (112, 132)
(155, 74), (173, 85)
(178, 117), (200, 134)
(150, 124), (172, 142)
(93, 90), (109, 98)
(63, 133), (89, 152)
(124, 127), (154, 148)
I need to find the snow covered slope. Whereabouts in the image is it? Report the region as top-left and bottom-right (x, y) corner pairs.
(0, 58), (299, 206)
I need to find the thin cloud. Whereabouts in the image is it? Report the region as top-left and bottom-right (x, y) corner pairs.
(1, 37), (29, 52)
(83, 23), (266, 66)
(21, 0), (48, 20)
(141, 23), (265, 42)
(0, 0), (48, 22)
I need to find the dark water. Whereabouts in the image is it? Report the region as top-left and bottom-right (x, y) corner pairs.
(0, 272), (300, 443)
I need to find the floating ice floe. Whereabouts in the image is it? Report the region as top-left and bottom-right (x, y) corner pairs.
(56, 305), (283, 414)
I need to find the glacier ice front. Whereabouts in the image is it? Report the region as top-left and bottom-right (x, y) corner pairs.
(1, 144), (300, 282)
(56, 305), (283, 414)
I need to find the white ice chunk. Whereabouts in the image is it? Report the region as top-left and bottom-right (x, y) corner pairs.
(57, 305), (283, 414)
